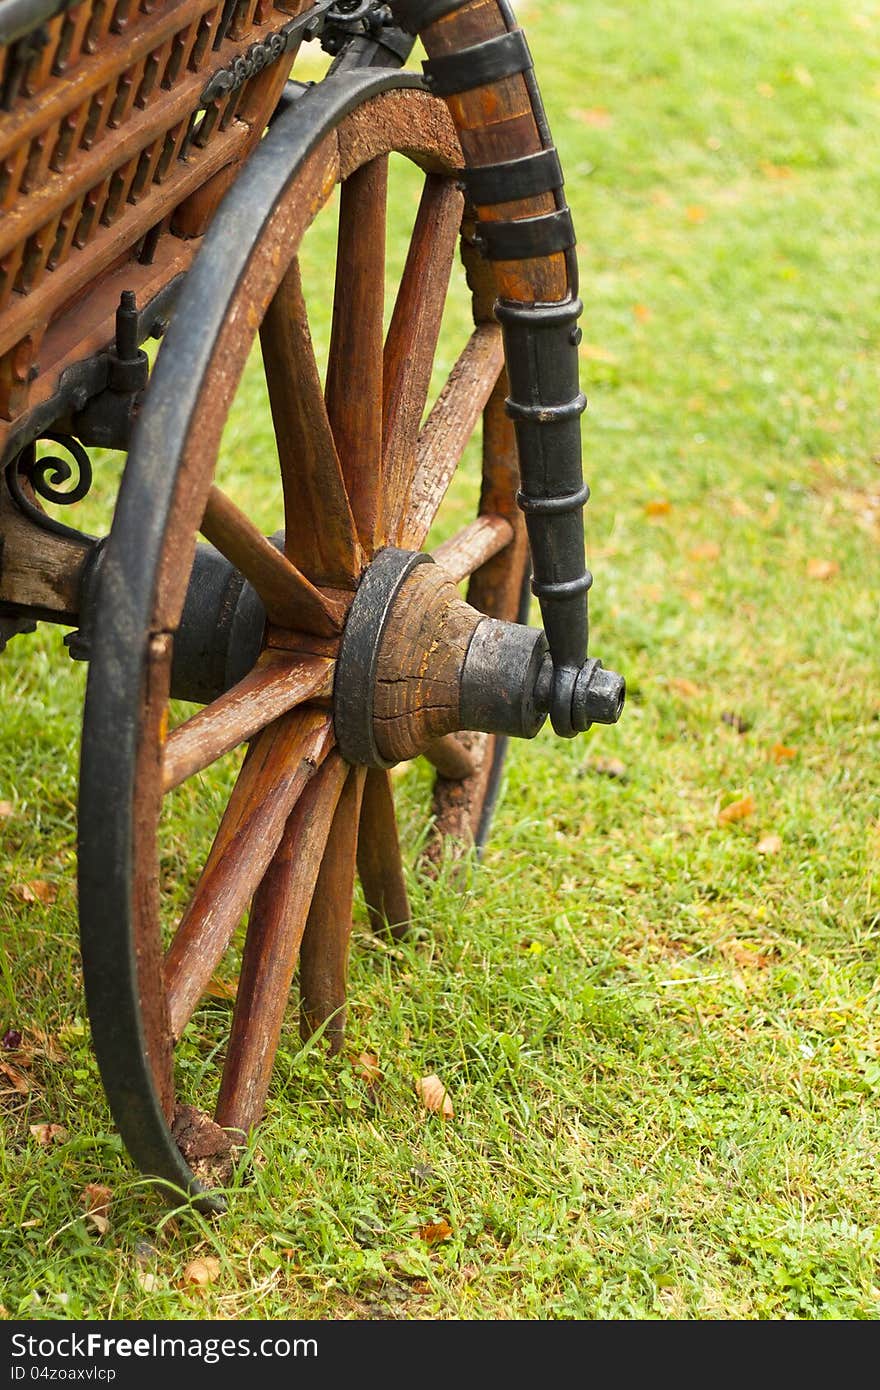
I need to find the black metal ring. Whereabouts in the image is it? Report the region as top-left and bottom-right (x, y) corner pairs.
(463, 147), (564, 207)
(506, 392), (587, 424)
(334, 548), (433, 768)
(516, 483), (590, 516)
(423, 28), (531, 97)
(531, 571), (593, 602)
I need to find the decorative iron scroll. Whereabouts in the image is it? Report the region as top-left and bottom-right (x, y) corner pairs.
(6, 434), (93, 541)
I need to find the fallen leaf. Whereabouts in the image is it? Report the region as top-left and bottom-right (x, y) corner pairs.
(721, 711), (751, 734)
(12, 880), (57, 907)
(0, 1060), (31, 1093)
(136, 1272), (158, 1293)
(645, 498), (671, 516)
(417, 1074), (454, 1119)
(204, 975), (238, 1002)
(669, 677), (701, 698)
(589, 756), (627, 780)
(27, 1027), (66, 1064)
(80, 1183), (112, 1216)
(633, 302), (652, 323)
(793, 63), (814, 87)
(182, 1256), (221, 1288)
(0, 801), (13, 819)
(689, 541), (721, 561)
(771, 743), (797, 763)
(806, 558), (839, 581)
(760, 161), (794, 179)
(353, 1052), (381, 1087)
(573, 106), (613, 128)
(719, 939), (771, 970)
(30, 1123), (68, 1146)
(757, 834), (783, 855)
(718, 794), (756, 825)
(686, 204), (707, 223)
(419, 1219), (453, 1246)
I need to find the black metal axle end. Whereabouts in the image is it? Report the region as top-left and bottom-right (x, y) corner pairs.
(572, 658), (625, 730)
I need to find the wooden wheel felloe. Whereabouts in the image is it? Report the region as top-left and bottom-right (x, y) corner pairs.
(78, 69), (530, 1205)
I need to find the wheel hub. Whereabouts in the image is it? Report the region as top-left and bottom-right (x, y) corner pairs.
(333, 546), (550, 769)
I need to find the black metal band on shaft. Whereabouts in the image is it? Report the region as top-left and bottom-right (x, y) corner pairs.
(422, 28), (532, 96)
(462, 147), (564, 207)
(474, 207), (576, 262)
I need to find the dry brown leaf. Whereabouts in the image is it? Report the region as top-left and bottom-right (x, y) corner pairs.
(204, 975), (238, 1002)
(182, 1256), (220, 1288)
(633, 302), (653, 323)
(806, 558), (839, 581)
(0, 801), (13, 819)
(669, 677), (701, 698)
(80, 1182), (112, 1216)
(689, 542), (721, 561)
(85, 1212), (109, 1237)
(686, 204), (707, 223)
(589, 756), (627, 780)
(645, 498), (671, 517)
(12, 880), (57, 907)
(417, 1074), (454, 1119)
(0, 1060), (31, 1093)
(771, 743), (797, 763)
(719, 939), (771, 970)
(760, 161), (794, 179)
(718, 794), (756, 825)
(28, 1027), (66, 1064)
(757, 833), (783, 855)
(30, 1123), (68, 1147)
(419, 1218), (453, 1246)
(353, 1052), (381, 1087)
(573, 106), (613, 128)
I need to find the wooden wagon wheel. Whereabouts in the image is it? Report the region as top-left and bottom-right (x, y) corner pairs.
(78, 69), (532, 1206)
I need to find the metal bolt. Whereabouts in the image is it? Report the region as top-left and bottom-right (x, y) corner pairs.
(571, 658), (626, 729)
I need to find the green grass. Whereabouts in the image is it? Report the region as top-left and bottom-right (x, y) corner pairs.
(2, 0), (880, 1320)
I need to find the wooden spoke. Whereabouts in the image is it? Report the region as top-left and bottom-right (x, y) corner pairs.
(164, 709), (333, 1039)
(382, 175), (464, 545)
(298, 765), (365, 1053)
(423, 733), (477, 781)
(325, 157), (388, 553)
(431, 514), (515, 585)
(260, 258), (361, 585)
(356, 767), (410, 939)
(200, 485), (344, 636)
(214, 754), (349, 1135)
(162, 651), (334, 793)
(399, 323), (505, 549)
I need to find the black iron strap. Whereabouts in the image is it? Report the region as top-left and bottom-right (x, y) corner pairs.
(423, 28), (532, 97)
(391, 0), (471, 33)
(475, 207), (576, 261)
(463, 147), (564, 206)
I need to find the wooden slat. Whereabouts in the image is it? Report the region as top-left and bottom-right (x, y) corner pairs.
(162, 650), (334, 792)
(431, 513), (514, 585)
(399, 323), (504, 549)
(199, 484), (344, 637)
(356, 767), (410, 939)
(325, 156), (387, 555)
(381, 175), (463, 545)
(298, 765), (365, 1053)
(214, 753), (349, 1134)
(260, 258), (362, 587)
(164, 708), (332, 1039)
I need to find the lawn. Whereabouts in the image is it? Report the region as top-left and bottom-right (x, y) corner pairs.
(1, 0), (879, 1320)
